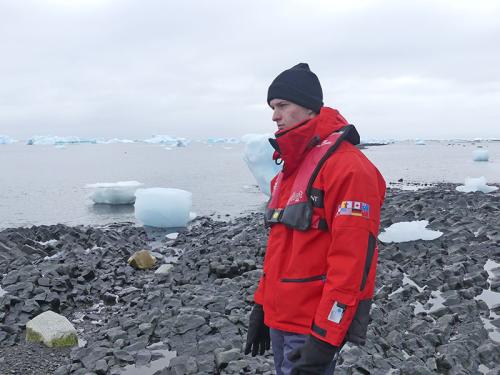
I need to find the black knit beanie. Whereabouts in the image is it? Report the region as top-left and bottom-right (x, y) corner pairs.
(267, 63), (323, 113)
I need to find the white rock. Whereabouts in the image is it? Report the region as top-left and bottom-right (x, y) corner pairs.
(26, 311), (78, 347)
(155, 264), (174, 274)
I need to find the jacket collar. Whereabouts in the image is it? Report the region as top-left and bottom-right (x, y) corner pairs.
(270, 107), (350, 176)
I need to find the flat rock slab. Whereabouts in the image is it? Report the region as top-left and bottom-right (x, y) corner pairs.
(26, 310), (78, 347)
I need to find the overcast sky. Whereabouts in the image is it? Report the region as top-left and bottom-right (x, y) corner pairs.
(1, 0), (499, 140)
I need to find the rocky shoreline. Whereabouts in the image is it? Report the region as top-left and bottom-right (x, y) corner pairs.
(1, 183), (499, 374)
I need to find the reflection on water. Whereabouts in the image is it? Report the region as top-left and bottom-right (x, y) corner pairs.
(89, 203), (135, 216)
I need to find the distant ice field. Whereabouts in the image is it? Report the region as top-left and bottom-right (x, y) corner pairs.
(1, 140), (499, 229)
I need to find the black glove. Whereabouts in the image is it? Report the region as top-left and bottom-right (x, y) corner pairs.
(244, 304), (270, 356)
(288, 335), (337, 375)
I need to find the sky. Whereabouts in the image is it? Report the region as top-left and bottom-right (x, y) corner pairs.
(0, 0), (499, 140)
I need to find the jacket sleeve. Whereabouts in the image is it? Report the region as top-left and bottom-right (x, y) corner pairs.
(310, 154), (384, 346)
(253, 276), (265, 305)
(253, 173), (279, 306)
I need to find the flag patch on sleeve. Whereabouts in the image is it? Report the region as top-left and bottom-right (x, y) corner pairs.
(336, 201), (370, 218)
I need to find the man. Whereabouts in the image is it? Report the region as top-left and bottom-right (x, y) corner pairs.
(245, 63), (386, 375)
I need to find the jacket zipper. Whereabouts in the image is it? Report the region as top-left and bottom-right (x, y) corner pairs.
(281, 274), (326, 283)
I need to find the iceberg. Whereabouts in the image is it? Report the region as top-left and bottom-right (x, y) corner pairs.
(206, 137), (240, 144)
(26, 136), (97, 145)
(0, 135), (17, 144)
(134, 188), (192, 228)
(96, 138), (135, 144)
(359, 138), (393, 146)
(379, 220), (443, 243)
(85, 181), (144, 204)
(242, 133), (281, 196)
(472, 148), (489, 162)
(143, 135), (190, 147)
(415, 139), (426, 145)
(456, 177), (498, 193)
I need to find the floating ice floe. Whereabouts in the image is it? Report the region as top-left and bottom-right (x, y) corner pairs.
(134, 188), (193, 228)
(242, 133), (281, 196)
(389, 182), (429, 191)
(96, 138), (135, 144)
(143, 135), (190, 147)
(206, 137), (240, 144)
(359, 138), (393, 146)
(0, 135), (17, 144)
(473, 148), (489, 162)
(415, 139), (426, 145)
(85, 181), (144, 205)
(378, 220), (443, 243)
(456, 177), (498, 193)
(26, 136), (97, 145)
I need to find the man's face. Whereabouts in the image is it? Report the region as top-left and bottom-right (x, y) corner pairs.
(270, 99), (316, 131)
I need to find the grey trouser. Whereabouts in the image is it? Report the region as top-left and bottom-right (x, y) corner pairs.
(270, 328), (339, 375)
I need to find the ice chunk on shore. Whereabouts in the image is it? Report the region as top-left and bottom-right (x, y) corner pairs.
(242, 134), (281, 196)
(85, 181), (144, 204)
(135, 188), (192, 228)
(379, 220), (443, 243)
(166, 232), (178, 240)
(473, 148), (489, 162)
(456, 177), (498, 193)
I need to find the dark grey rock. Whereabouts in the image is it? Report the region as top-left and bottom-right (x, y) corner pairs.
(113, 349), (135, 363)
(102, 292), (118, 305)
(106, 327), (127, 342)
(215, 348), (242, 369)
(135, 349), (152, 366)
(169, 355), (198, 375)
(174, 314), (206, 334)
(94, 359), (108, 375)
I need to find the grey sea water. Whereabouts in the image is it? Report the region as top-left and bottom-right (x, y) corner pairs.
(1, 140), (499, 229)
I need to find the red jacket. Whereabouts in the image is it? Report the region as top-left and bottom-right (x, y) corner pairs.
(254, 107), (386, 347)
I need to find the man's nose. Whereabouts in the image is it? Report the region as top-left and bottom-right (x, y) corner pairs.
(272, 109), (280, 122)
